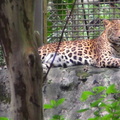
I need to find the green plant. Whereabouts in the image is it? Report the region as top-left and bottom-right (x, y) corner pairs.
(44, 98), (65, 109)
(0, 117), (11, 120)
(78, 84), (120, 120)
(50, 115), (65, 120)
(44, 98), (65, 120)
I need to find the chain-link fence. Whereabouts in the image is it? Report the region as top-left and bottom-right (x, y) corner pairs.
(46, 0), (120, 43)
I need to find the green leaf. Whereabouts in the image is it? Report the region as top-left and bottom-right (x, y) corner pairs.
(110, 101), (119, 109)
(50, 100), (56, 107)
(0, 117), (10, 120)
(100, 114), (113, 120)
(56, 98), (65, 106)
(114, 110), (120, 115)
(114, 104), (120, 110)
(80, 91), (94, 101)
(94, 110), (100, 116)
(77, 108), (90, 113)
(98, 102), (107, 107)
(106, 84), (118, 94)
(104, 104), (113, 113)
(44, 98), (65, 109)
(90, 98), (104, 107)
(43, 104), (53, 109)
(92, 86), (106, 94)
(88, 117), (99, 120)
(50, 115), (65, 120)
(53, 115), (61, 119)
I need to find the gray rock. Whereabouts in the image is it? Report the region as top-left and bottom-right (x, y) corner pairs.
(43, 66), (120, 120)
(0, 66), (120, 120)
(0, 69), (10, 118)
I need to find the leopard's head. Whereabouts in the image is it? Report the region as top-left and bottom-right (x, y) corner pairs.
(103, 19), (120, 46)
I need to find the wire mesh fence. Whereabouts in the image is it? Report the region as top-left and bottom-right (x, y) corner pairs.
(46, 0), (120, 43)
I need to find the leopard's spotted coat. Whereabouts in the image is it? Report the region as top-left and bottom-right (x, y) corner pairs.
(38, 20), (120, 69)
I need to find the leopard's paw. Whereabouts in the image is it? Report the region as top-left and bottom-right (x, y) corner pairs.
(42, 63), (50, 73)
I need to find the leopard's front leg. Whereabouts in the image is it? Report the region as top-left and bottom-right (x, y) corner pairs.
(42, 53), (67, 73)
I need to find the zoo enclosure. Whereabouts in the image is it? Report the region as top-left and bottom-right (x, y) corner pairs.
(0, 0), (120, 66)
(45, 0), (120, 43)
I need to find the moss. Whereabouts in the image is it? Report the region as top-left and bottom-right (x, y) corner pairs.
(76, 71), (91, 82)
(76, 71), (90, 78)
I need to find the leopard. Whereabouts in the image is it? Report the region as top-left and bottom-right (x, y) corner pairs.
(38, 20), (120, 70)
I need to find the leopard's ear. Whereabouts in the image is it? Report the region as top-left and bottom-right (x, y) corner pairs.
(103, 20), (111, 26)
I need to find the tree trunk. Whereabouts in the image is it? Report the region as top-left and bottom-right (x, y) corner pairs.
(34, 0), (43, 46)
(0, 0), (43, 120)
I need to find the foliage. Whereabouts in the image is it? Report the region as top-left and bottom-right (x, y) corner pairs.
(50, 115), (65, 120)
(44, 98), (65, 120)
(44, 98), (65, 109)
(47, 0), (120, 42)
(0, 117), (11, 120)
(78, 84), (120, 120)
(44, 84), (120, 120)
